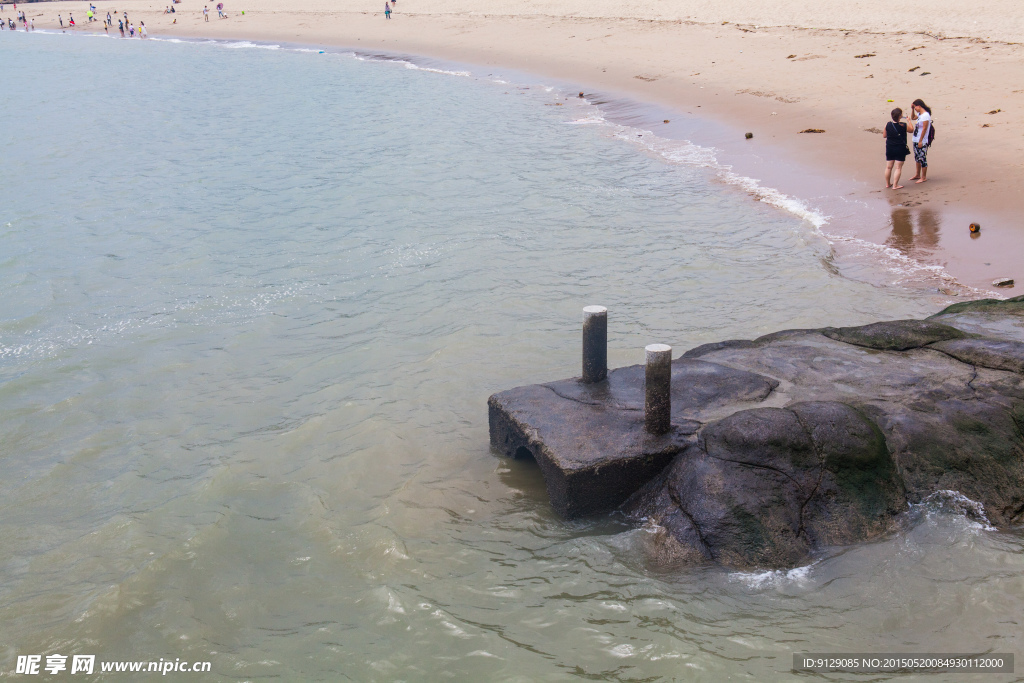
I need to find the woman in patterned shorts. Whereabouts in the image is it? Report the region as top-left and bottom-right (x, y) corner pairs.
(909, 99), (933, 184)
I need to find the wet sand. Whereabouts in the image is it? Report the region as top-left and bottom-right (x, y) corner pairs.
(34, 2), (1024, 293)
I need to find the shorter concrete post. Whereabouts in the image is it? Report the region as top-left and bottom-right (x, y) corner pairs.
(645, 344), (672, 434)
(582, 306), (608, 383)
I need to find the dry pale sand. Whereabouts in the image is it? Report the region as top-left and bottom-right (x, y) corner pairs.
(28, 0), (1024, 293)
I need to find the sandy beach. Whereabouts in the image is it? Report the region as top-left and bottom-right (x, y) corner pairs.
(26, 0), (1024, 293)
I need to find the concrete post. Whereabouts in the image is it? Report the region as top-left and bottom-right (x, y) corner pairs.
(645, 344), (672, 434)
(582, 306), (608, 383)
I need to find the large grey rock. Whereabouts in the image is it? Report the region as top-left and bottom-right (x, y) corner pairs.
(625, 402), (905, 568)
(489, 296), (1024, 567)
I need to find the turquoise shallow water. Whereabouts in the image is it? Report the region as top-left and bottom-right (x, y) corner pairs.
(1, 32), (1022, 681)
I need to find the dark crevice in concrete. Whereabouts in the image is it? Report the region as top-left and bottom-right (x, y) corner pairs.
(540, 383), (642, 412)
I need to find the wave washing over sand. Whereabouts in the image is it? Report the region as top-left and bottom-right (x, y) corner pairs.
(556, 91), (997, 297)
(28, 0), (1024, 295)
(18, 27), (1005, 298)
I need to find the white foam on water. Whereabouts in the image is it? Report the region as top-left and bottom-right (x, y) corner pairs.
(564, 115), (607, 126)
(402, 62), (471, 77)
(224, 40), (280, 50)
(640, 518), (664, 534)
(823, 232), (1001, 296)
(0, 282), (320, 363)
(729, 563), (814, 589)
(346, 52), (471, 77)
(612, 127), (830, 230)
(912, 490), (996, 530)
(608, 643), (636, 658)
(0, 317), (149, 361)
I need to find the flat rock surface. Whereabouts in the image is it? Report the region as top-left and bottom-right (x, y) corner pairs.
(488, 359), (777, 517)
(489, 296), (1024, 567)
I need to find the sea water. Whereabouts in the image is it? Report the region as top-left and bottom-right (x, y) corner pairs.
(1, 32), (1021, 681)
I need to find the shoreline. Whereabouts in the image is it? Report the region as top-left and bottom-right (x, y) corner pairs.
(21, 5), (1024, 294)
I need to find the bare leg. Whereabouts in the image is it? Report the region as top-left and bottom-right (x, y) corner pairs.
(909, 158), (921, 180)
(916, 164), (927, 183)
(891, 161), (904, 189)
(885, 160), (894, 188)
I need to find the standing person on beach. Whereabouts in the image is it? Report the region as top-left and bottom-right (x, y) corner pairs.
(909, 99), (932, 184)
(883, 107), (909, 189)
(118, 18), (124, 36)
(203, 5), (209, 20)
(139, 21), (146, 38)
(58, 13), (62, 27)
(384, 2), (391, 18)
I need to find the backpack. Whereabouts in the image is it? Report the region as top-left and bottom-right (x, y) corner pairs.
(927, 121), (935, 145)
